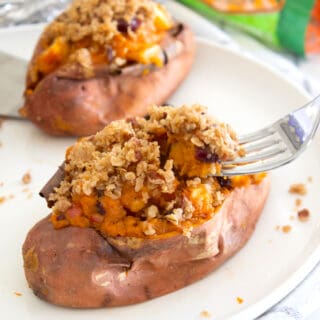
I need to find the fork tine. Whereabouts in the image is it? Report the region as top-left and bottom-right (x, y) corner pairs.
(224, 145), (287, 165)
(238, 127), (276, 144)
(243, 138), (282, 154)
(221, 153), (292, 176)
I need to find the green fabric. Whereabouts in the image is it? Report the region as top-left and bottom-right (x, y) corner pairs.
(177, 0), (281, 47)
(277, 0), (315, 56)
(176, 0), (316, 56)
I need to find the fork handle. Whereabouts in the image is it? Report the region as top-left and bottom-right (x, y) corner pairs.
(282, 94), (320, 148)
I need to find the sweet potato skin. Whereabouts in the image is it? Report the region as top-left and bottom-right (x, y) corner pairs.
(21, 26), (195, 136)
(22, 176), (270, 308)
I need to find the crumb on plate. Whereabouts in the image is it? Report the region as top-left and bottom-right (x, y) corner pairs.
(298, 208), (310, 222)
(295, 198), (302, 207)
(275, 225), (280, 231)
(282, 225), (292, 233)
(307, 176), (313, 183)
(289, 183), (307, 196)
(14, 292), (22, 297)
(0, 196), (5, 204)
(236, 297), (244, 304)
(22, 172), (32, 184)
(0, 181), (3, 187)
(200, 310), (211, 318)
(22, 188), (29, 193)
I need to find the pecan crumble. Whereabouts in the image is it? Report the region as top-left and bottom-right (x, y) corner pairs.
(48, 105), (257, 238)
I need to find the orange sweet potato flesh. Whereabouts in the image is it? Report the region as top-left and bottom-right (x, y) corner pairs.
(22, 176), (270, 308)
(20, 25), (195, 136)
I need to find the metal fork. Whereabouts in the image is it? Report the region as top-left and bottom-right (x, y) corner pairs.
(221, 95), (320, 176)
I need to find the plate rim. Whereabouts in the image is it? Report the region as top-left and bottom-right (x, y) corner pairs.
(0, 23), (318, 320)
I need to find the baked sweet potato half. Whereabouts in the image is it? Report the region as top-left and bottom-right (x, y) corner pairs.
(20, 0), (195, 136)
(22, 105), (270, 308)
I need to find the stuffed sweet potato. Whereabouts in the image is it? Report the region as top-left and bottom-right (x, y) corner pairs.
(20, 0), (195, 136)
(22, 105), (270, 308)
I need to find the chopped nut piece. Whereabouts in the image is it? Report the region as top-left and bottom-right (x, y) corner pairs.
(143, 222), (156, 235)
(22, 172), (31, 184)
(298, 208), (310, 222)
(146, 205), (158, 219)
(166, 208), (183, 226)
(282, 225), (292, 233)
(289, 183), (307, 196)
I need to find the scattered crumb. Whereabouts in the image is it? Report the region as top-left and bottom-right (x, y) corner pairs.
(200, 310), (211, 318)
(307, 176), (313, 183)
(0, 196), (5, 204)
(298, 208), (310, 222)
(22, 188), (29, 193)
(27, 192), (33, 199)
(289, 215), (295, 221)
(236, 297), (244, 304)
(295, 198), (302, 207)
(275, 225), (280, 231)
(0, 181), (3, 187)
(22, 172), (32, 185)
(14, 292), (22, 297)
(282, 225), (292, 233)
(9, 194), (14, 199)
(289, 183), (307, 196)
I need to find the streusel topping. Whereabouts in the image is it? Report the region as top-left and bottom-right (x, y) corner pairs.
(49, 105), (242, 237)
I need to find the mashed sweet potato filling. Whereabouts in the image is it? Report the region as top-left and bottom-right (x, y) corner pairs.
(49, 105), (265, 238)
(27, 0), (174, 91)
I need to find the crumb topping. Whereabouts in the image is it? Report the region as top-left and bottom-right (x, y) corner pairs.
(47, 0), (169, 45)
(27, 0), (175, 91)
(297, 208), (310, 222)
(289, 183), (307, 196)
(295, 198), (302, 207)
(49, 105), (248, 237)
(22, 172), (32, 185)
(200, 310), (211, 318)
(282, 225), (292, 233)
(236, 297), (244, 304)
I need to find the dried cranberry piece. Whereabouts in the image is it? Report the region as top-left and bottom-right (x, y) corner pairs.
(56, 214), (66, 221)
(195, 146), (219, 163)
(216, 177), (232, 189)
(96, 201), (106, 215)
(97, 189), (104, 198)
(130, 17), (141, 32)
(117, 18), (129, 33)
(106, 46), (114, 62)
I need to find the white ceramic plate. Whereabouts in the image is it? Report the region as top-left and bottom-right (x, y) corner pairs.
(1, 11), (320, 320)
